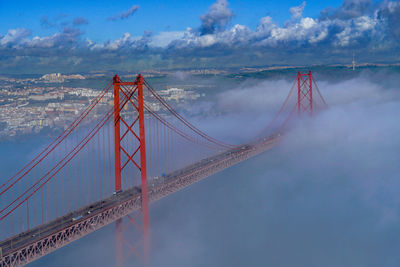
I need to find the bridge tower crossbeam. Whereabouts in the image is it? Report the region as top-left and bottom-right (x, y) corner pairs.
(112, 74), (150, 264)
(297, 71), (313, 116)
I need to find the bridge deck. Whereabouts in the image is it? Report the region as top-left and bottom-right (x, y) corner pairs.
(0, 136), (279, 266)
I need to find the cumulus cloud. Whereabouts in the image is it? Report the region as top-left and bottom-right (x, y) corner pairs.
(26, 27), (83, 49)
(73, 17), (89, 26)
(40, 14), (69, 29)
(321, 0), (373, 20)
(0, 28), (31, 47)
(108, 5), (140, 21)
(290, 1), (306, 20)
(199, 0), (234, 35)
(1, 0), (400, 72)
(40, 16), (56, 28)
(92, 31), (152, 51)
(165, 0), (389, 51)
(151, 31), (185, 47)
(378, 1), (400, 38)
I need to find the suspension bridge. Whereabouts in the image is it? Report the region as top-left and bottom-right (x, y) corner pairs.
(0, 71), (326, 266)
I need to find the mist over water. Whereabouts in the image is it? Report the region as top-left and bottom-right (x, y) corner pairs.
(147, 72), (400, 267)
(5, 70), (400, 266)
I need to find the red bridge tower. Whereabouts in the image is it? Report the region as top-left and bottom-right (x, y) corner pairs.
(297, 71), (313, 115)
(113, 74), (150, 264)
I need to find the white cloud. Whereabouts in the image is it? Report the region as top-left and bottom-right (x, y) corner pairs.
(290, 1), (306, 20)
(0, 0), (399, 67)
(108, 5), (140, 21)
(200, 0), (234, 35)
(150, 31), (185, 47)
(0, 28), (31, 46)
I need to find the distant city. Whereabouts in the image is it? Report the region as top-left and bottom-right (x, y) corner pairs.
(1, 62), (398, 140)
(0, 73), (201, 140)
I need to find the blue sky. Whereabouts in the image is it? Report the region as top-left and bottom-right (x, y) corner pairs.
(0, 0), (342, 42)
(0, 0), (399, 73)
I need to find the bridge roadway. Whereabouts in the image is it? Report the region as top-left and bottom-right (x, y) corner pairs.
(0, 135), (281, 267)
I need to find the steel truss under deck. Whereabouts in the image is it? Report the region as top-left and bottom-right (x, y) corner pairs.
(0, 137), (278, 267)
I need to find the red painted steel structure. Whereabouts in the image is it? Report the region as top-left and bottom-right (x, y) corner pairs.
(297, 71), (313, 115)
(112, 74), (150, 263)
(0, 71), (328, 267)
(113, 76), (122, 192)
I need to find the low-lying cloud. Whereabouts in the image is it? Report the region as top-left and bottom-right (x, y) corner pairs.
(24, 70), (400, 267)
(146, 70), (400, 267)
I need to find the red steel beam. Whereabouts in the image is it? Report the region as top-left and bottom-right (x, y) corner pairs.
(297, 71), (313, 116)
(136, 74), (150, 262)
(297, 71), (301, 114)
(309, 70), (313, 115)
(112, 74), (150, 263)
(113, 75), (122, 192)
